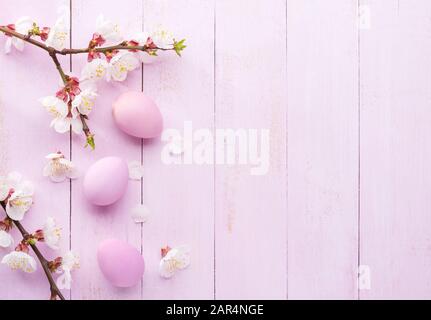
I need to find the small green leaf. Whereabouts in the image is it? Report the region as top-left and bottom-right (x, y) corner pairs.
(85, 135), (96, 150)
(173, 39), (187, 57)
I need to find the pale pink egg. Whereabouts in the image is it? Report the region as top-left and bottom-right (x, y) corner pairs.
(113, 91), (163, 139)
(83, 157), (128, 206)
(97, 239), (145, 288)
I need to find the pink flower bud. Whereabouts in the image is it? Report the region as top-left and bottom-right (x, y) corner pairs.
(104, 49), (119, 62)
(15, 242), (29, 253)
(3, 24), (15, 37)
(40, 27), (50, 41)
(91, 33), (106, 47)
(145, 37), (157, 50)
(87, 50), (101, 62)
(33, 229), (44, 242)
(56, 88), (68, 103)
(127, 40), (139, 52)
(161, 246), (171, 258)
(48, 257), (62, 272)
(0, 218), (13, 232)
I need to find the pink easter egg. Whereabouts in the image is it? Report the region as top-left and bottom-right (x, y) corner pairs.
(83, 157), (128, 206)
(113, 91), (163, 139)
(98, 239), (145, 288)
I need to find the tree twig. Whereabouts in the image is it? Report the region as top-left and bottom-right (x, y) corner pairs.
(48, 48), (68, 84)
(0, 25), (174, 56)
(0, 24), (177, 149)
(0, 25), (94, 146)
(0, 201), (65, 300)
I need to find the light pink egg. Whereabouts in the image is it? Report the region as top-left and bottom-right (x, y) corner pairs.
(83, 157), (128, 206)
(113, 91), (163, 139)
(98, 239), (145, 288)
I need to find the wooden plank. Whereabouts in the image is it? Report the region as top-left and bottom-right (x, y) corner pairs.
(286, 0), (359, 299)
(141, 0), (215, 299)
(214, 0), (288, 299)
(0, 0), (71, 299)
(360, 0), (431, 299)
(70, 0), (143, 299)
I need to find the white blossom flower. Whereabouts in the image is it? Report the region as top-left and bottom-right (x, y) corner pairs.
(151, 27), (175, 50)
(45, 16), (69, 51)
(4, 17), (34, 54)
(95, 15), (123, 46)
(3, 172), (34, 221)
(71, 87), (98, 116)
(56, 251), (79, 290)
(0, 230), (13, 248)
(56, 269), (72, 289)
(1, 172), (23, 201)
(40, 96), (67, 130)
(80, 58), (108, 82)
(128, 161), (144, 180)
(61, 251), (80, 270)
(106, 51), (140, 82)
(159, 245), (191, 279)
(1, 251), (37, 273)
(43, 152), (78, 183)
(131, 204), (150, 224)
(42, 217), (61, 250)
(0, 176), (10, 202)
(39, 96), (83, 134)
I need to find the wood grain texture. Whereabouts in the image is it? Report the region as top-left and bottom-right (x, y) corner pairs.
(0, 0), (71, 300)
(286, 0), (359, 299)
(214, 0), (288, 299)
(2, 0), (431, 300)
(140, 0), (215, 299)
(70, 0), (143, 299)
(359, 0), (431, 299)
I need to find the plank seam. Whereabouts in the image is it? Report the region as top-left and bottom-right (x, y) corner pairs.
(213, 0), (217, 301)
(285, 0), (289, 301)
(140, 0), (145, 300)
(357, 0), (361, 301)
(69, 0), (73, 301)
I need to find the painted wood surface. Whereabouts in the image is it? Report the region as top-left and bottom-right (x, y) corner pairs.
(141, 0), (215, 300)
(70, 0), (143, 300)
(359, 0), (431, 299)
(0, 0), (71, 299)
(214, 0), (287, 299)
(1, 0), (431, 300)
(286, 0), (359, 299)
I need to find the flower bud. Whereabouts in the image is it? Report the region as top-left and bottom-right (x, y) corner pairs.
(48, 257), (63, 272)
(161, 246), (171, 258)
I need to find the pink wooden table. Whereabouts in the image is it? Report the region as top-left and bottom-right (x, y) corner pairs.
(1, 0), (431, 300)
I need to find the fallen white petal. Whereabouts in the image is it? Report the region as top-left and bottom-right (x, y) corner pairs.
(159, 245), (191, 279)
(131, 204), (151, 223)
(0, 230), (14, 248)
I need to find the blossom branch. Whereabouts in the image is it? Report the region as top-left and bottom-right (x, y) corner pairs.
(46, 48), (94, 148)
(60, 43), (175, 55)
(48, 48), (67, 83)
(0, 22), (185, 149)
(0, 26), (180, 56)
(0, 201), (65, 300)
(0, 25), (50, 52)
(0, 25), (95, 148)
